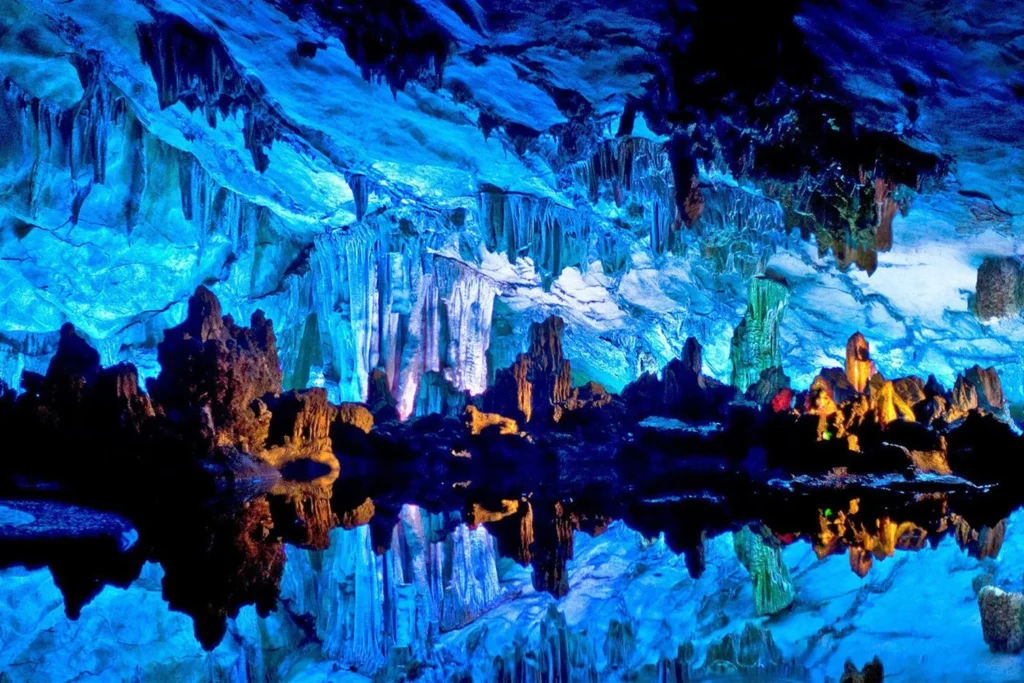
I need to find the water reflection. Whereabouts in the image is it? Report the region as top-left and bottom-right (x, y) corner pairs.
(0, 463), (1017, 680)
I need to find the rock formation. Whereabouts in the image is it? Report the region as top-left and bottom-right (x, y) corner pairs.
(148, 285), (283, 453)
(489, 316), (572, 424)
(730, 275), (789, 393)
(845, 332), (876, 394)
(840, 656), (884, 683)
(733, 526), (796, 616)
(703, 623), (791, 675)
(975, 257), (1023, 320)
(978, 586), (1024, 653)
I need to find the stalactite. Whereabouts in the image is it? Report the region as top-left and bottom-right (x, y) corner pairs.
(571, 137), (675, 260)
(596, 231), (629, 277)
(433, 257), (497, 398)
(348, 173), (371, 222)
(308, 219), (499, 417)
(311, 227), (381, 403)
(696, 185), (786, 277)
(0, 76), (115, 222)
(478, 190), (590, 288)
(137, 17), (279, 172)
(733, 526), (796, 616)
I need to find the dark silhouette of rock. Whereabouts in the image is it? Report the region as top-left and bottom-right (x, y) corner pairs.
(147, 285), (283, 453)
(367, 367), (399, 422)
(746, 367), (791, 405)
(840, 656), (884, 683)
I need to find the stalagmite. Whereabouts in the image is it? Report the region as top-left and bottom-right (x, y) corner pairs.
(490, 316), (572, 423)
(975, 257), (1023, 320)
(978, 586), (1024, 653)
(868, 377), (915, 428)
(845, 332), (876, 394)
(730, 275), (789, 392)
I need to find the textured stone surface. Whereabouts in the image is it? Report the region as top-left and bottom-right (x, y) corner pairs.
(731, 275), (789, 392)
(489, 316), (572, 424)
(733, 526), (796, 616)
(975, 257), (1023, 320)
(978, 586), (1024, 653)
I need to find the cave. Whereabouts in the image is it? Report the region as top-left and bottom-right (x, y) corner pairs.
(1, 0), (1024, 680)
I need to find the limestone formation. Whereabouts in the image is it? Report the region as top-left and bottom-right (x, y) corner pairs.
(892, 376), (926, 408)
(845, 332), (876, 394)
(366, 368), (399, 422)
(336, 402), (375, 434)
(963, 365), (1006, 414)
(490, 316), (572, 423)
(261, 389), (339, 472)
(868, 377), (915, 428)
(413, 371), (468, 418)
(733, 526), (796, 616)
(978, 586), (1024, 653)
(746, 366), (791, 405)
(464, 405), (519, 435)
(975, 256), (1023, 320)
(730, 275), (789, 392)
(703, 623), (788, 675)
(148, 285), (283, 453)
(839, 656), (884, 683)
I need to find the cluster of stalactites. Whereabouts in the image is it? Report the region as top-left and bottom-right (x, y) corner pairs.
(696, 185), (786, 277)
(137, 17), (279, 172)
(310, 223), (498, 419)
(282, 503), (505, 673)
(1, 69), (121, 223)
(478, 190), (590, 289)
(771, 171), (912, 276)
(570, 136), (678, 258)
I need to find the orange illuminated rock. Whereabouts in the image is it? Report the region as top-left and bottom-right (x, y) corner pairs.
(465, 405), (519, 435)
(869, 378), (915, 428)
(260, 389), (340, 474)
(465, 499), (520, 526)
(490, 316), (571, 423)
(892, 376), (926, 408)
(964, 365), (1006, 414)
(268, 485), (337, 550)
(806, 376), (839, 416)
(845, 332), (876, 393)
(849, 547), (873, 578)
(337, 497), (375, 529)
(336, 402), (374, 434)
